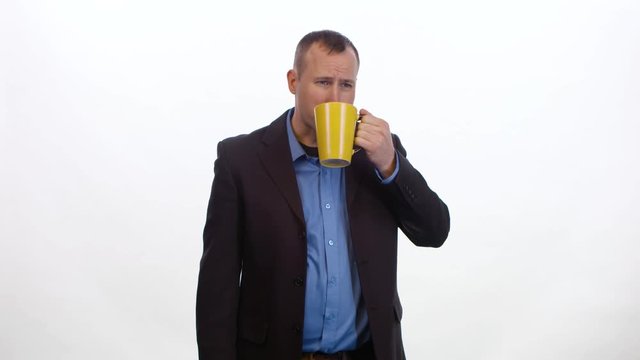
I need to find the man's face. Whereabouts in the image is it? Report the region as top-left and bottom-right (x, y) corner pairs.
(288, 42), (359, 141)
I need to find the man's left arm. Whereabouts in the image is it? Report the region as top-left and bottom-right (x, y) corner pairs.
(386, 136), (450, 247)
(355, 109), (450, 247)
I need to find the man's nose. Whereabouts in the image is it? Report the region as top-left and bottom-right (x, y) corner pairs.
(326, 85), (340, 102)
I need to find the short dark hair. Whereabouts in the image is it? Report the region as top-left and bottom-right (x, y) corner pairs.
(293, 30), (360, 75)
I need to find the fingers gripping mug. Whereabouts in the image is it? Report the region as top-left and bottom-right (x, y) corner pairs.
(313, 102), (361, 168)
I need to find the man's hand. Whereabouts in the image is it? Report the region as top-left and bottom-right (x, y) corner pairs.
(354, 108), (396, 178)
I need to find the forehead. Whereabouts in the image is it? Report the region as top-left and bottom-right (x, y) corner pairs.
(302, 43), (359, 77)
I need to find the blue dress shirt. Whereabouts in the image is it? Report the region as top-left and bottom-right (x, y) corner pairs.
(285, 108), (398, 353)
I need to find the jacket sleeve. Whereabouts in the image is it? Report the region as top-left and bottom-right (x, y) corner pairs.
(386, 135), (450, 247)
(196, 141), (242, 359)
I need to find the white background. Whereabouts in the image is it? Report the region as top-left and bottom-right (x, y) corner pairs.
(1, 0), (639, 359)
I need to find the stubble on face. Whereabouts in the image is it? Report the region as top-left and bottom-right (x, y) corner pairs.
(289, 43), (358, 147)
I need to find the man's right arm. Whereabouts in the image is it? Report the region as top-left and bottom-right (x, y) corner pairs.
(196, 141), (242, 359)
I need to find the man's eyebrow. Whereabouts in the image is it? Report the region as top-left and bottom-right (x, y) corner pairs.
(312, 76), (355, 83)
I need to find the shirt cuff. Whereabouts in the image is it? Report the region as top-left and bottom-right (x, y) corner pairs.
(375, 152), (400, 184)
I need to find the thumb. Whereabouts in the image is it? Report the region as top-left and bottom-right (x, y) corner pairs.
(359, 108), (372, 117)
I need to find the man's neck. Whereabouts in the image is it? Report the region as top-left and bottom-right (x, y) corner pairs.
(291, 112), (317, 147)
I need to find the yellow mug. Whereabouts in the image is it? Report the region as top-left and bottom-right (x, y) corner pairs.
(314, 101), (360, 168)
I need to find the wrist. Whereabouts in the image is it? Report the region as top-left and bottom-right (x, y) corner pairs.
(378, 157), (396, 179)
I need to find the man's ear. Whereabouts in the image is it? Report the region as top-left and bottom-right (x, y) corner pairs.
(287, 69), (297, 94)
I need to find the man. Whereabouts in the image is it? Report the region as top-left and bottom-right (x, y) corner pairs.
(196, 30), (450, 360)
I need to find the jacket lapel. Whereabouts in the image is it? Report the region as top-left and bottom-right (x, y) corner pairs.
(257, 114), (305, 224)
(346, 149), (367, 208)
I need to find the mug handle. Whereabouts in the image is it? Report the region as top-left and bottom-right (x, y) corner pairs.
(353, 116), (363, 153)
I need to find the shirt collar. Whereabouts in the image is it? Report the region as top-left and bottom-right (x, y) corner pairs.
(285, 107), (307, 162)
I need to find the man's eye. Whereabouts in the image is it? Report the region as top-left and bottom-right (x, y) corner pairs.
(317, 80), (330, 86)
(341, 82), (354, 88)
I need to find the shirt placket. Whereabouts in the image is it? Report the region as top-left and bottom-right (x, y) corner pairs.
(320, 166), (340, 346)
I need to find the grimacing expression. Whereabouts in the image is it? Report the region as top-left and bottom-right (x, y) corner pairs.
(288, 42), (359, 137)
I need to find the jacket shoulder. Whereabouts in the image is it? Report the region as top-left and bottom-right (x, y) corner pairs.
(218, 109), (289, 152)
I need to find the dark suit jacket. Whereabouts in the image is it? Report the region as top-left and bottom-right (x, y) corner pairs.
(196, 110), (450, 359)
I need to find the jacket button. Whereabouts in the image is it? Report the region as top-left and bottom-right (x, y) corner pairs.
(293, 324), (302, 334)
(293, 277), (304, 287)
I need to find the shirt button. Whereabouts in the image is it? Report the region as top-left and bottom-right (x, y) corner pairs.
(325, 203), (331, 209)
(328, 240), (334, 246)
